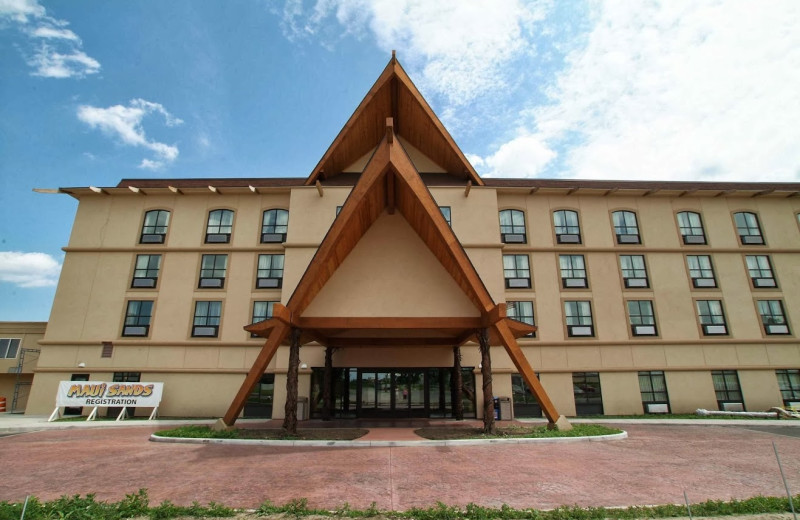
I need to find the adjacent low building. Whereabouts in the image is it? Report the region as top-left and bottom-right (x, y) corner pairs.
(26, 56), (800, 421)
(0, 321), (44, 413)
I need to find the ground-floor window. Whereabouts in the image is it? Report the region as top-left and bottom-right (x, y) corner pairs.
(776, 369), (800, 407)
(511, 373), (542, 417)
(244, 374), (274, 418)
(573, 372), (603, 415)
(638, 371), (670, 413)
(309, 367), (476, 419)
(711, 370), (744, 411)
(107, 372), (141, 418)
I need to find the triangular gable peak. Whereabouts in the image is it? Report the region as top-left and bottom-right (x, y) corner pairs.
(305, 53), (483, 186)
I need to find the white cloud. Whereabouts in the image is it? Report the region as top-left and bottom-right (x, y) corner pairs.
(282, 0), (548, 105)
(0, 251), (61, 288)
(489, 0), (800, 181)
(29, 43), (99, 78)
(78, 99), (183, 169)
(0, 0), (100, 78)
(0, 0), (44, 22)
(478, 134), (556, 177)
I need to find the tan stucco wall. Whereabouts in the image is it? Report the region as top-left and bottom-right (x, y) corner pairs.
(665, 371), (719, 413)
(739, 369), (784, 410)
(599, 372), (645, 415)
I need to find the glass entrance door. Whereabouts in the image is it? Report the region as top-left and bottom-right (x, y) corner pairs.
(358, 369), (428, 417)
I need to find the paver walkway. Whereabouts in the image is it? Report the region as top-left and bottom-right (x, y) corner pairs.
(1, 422), (800, 510)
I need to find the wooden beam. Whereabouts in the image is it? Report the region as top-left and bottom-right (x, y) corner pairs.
(33, 188), (59, 194)
(464, 180), (472, 197)
(89, 186), (107, 195)
(208, 185), (218, 194)
(386, 171), (395, 215)
(492, 319), (571, 430)
(752, 188), (775, 198)
(296, 316), (482, 330)
(326, 337), (461, 348)
(249, 185), (259, 194)
(316, 180), (324, 197)
(168, 185), (183, 195)
(485, 303), (506, 326)
(566, 187), (579, 196)
(222, 321), (290, 426)
(128, 186), (144, 195)
(386, 117), (394, 144)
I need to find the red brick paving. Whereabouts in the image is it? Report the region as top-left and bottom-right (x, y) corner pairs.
(1, 424), (799, 511)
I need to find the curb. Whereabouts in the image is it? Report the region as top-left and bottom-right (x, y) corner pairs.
(149, 430), (627, 447)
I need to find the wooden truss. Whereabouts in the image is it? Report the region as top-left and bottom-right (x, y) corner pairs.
(222, 55), (570, 430)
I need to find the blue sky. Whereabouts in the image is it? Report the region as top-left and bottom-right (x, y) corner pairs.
(1, 0), (799, 321)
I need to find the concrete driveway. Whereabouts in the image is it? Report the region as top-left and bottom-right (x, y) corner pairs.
(1, 423), (799, 511)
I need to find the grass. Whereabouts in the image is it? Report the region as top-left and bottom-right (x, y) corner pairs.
(575, 413), (790, 420)
(415, 423), (622, 440)
(1, 491), (800, 519)
(154, 425), (368, 440)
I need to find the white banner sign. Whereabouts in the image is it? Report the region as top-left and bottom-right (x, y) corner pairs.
(56, 381), (164, 408)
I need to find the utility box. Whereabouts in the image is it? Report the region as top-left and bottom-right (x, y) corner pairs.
(497, 396), (512, 420)
(297, 397), (309, 420)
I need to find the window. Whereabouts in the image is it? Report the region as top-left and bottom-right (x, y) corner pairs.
(559, 255), (588, 288)
(711, 370), (744, 411)
(564, 301), (594, 337)
(256, 254), (284, 289)
(507, 301), (535, 338)
(746, 255), (777, 288)
(503, 254), (531, 289)
(439, 206), (452, 227)
(687, 255), (717, 288)
(511, 373), (542, 417)
(696, 300), (728, 335)
(122, 300), (153, 337)
(734, 212), (764, 245)
(0, 338), (20, 359)
(199, 254), (227, 288)
(553, 210), (581, 244)
(262, 209), (289, 243)
(101, 341), (113, 358)
(251, 301), (278, 337)
(131, 254), (161, 288)
(192, 301), (222, 337)
(205, 209), (234, 243)
(628, 300), (657, 336)
(612, 210), (641, 244)
(677, 211), (706, 245)
(776, 370), (800, 407)
(620, 255), (649, 288)
(499, 209), (526, 243)
(573, 372), (603, 415)
(757, 300), (790, 335)
(113, 372), (141, 382)
(140, 209), (170, 244)
(639, 371), (670, 413)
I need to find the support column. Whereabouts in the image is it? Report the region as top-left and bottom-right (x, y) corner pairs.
(283, 328), (302, 434)
(452, 346), (463, 420)
(478, 328), (495, 434)
(322, 346), (333, 421)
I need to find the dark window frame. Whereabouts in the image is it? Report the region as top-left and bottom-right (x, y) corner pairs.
(746, 255), (777, 288)
(559, 254), (588, 289)
(712, 369), (743, 410)
(122, 300), (153, 337)
(677, 211), (706, 245)
(503, 254), (531, 289)
(192, 300), (222, 337)
(776, 369), (800, 405)
(507, 301), (536, 338)
(553, 209), (582, 244)
(439, 206), (452, 228)
(619, 254), (649, 288)
(499, 209), (527, 243)
(696, 299), (728, 336)
(572, 371), (603, 415)
(205, 209), (234, 244)
(199, 254), (228, 289)
(251, 301), (278, 338)
(261, 209), (289, 243)
(628, 300), (657, 336)
(564, 300), (594, 337)
(734, 211), (764, 245)
(612, 210), (641, 244)
(0, 338), (21, 359)
(131, 254), (161, 288)
(139, 209), (170, 244)
(639, 371), (670, 413)
(687, 255), (717, 288)
(757, 300), (790, 335)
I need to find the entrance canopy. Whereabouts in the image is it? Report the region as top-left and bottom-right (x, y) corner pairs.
(221, 55), (567, 429)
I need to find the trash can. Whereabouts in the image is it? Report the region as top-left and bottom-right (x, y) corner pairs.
(497, 397), (512, 420)
(493, 397), (499, 419)
(297, 397), (309, 420)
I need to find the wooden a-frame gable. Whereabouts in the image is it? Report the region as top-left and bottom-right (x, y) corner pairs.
(221, 57), (569, 430)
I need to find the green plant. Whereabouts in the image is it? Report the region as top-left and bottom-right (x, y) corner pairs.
(154, 425), (239, 439)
